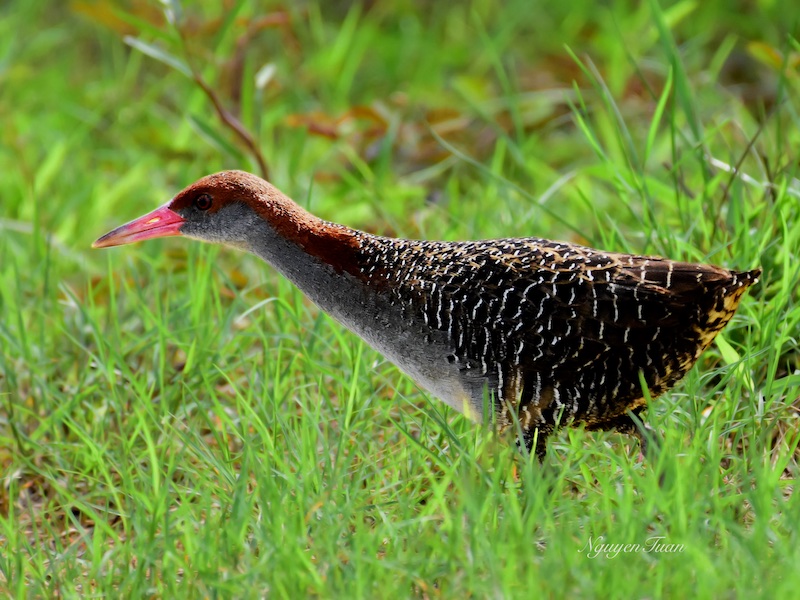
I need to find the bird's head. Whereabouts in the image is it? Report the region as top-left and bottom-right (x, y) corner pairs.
(92, 170), (276, 250)
(94, 170), (362, 276)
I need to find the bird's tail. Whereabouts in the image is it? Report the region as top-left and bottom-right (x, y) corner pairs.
(730, 268), (762, 290)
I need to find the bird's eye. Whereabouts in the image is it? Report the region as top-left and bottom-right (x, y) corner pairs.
(194, 194), (213, 211)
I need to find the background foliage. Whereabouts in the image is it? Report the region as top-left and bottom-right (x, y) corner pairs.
(1, 0), (799, 596)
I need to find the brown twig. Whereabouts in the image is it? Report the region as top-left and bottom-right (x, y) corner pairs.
(174, 17), (271, 180)
(191, 73), (270, 180)
(704, 114), (769, 248)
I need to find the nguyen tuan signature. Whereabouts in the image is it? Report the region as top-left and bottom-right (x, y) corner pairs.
(580, 536), (685, 559)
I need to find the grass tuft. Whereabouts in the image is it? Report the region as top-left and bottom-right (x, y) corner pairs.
(1, 0), (799, 596)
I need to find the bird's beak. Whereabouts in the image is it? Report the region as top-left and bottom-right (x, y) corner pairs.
(92, 203), (186, 249)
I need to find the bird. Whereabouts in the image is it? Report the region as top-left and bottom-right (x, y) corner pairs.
(93, 170), (760, 460)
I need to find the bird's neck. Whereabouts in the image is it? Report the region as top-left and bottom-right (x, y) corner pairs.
(241, 192), (373, 321)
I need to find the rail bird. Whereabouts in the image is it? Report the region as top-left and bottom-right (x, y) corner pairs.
(94, 171), (760, 459)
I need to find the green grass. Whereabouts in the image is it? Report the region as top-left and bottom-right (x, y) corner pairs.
(2, 0), (799, 597)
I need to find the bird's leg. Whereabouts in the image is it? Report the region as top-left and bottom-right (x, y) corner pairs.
(518, 425), (552, 463)
(627, 409), (661, 460)
(619, 410), (671, 486)
(595, 409), (661, 459)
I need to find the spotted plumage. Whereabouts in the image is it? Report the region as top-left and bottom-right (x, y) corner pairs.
(352, 235), (759, 458)
(94, 170), (761, 460)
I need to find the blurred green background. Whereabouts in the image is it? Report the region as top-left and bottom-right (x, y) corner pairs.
(1, 0), (798, 597)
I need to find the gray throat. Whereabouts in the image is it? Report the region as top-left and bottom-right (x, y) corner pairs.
(242, 217), (378, 330)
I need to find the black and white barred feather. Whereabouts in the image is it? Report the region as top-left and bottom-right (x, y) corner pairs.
(355, 235), (759, 457)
